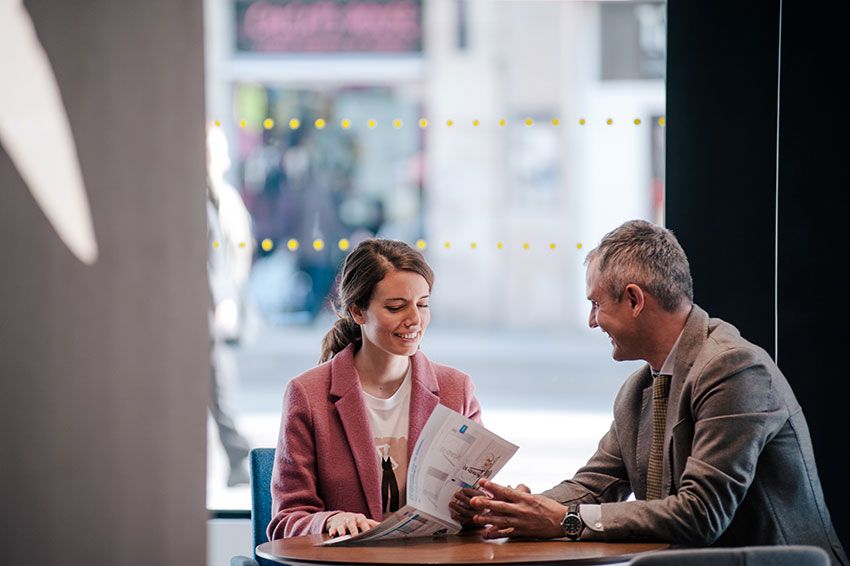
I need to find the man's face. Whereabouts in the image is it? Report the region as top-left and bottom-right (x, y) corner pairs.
(586, 259), (641, 361)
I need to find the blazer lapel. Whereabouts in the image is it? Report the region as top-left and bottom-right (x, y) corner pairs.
(635, 367), (654, 499)
(329, 346), (383, 520)
(407, 351), (440, 461)
(662, 305), (708, 496)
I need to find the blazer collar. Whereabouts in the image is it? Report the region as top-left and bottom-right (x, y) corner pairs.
(328, 344), (440, 398)
(647, 304), (706, 407)
(328, 344), (441, 518)
(671, 304), (709, 383)
(407, 350), (441, 461)
(660, 303), (708, 496)
(329, 344), (382, 519)
(328, 343), (361, 398)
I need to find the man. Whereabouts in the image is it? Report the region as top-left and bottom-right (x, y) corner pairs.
(459, 220), (847, 565)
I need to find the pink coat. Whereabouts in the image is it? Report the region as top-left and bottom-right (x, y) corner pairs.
(267, 344), (482, 539)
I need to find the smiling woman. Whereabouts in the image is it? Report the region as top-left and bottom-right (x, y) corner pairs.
(320, 239), (434, 365)
(349, 268), (432, 393)
(267, 238), (482, 540)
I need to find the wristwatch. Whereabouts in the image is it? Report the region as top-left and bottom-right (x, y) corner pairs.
(561, 504), (583, 540)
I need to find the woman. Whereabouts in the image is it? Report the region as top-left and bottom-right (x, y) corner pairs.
(268, 238), (482, 539)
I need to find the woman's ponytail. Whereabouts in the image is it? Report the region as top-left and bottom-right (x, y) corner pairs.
(319, 316), (361, 363)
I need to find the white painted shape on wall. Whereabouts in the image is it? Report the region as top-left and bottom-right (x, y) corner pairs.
(0, 0), (98, 265)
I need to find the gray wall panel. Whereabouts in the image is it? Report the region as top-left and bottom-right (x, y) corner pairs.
(0, 1), (208, 564)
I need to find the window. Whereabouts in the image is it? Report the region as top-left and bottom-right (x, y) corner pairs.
(205, 0), (664, 511)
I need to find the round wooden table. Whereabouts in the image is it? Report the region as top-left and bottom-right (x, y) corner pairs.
(256, 533), (669, 565)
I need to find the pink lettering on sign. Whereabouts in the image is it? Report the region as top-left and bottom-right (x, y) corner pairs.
(239, 0), (422, 53)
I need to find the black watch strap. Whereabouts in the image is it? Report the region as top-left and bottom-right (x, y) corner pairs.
(561, 503), (583, 540)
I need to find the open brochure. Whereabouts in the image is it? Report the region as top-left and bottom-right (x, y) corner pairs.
(319, 404), (518, 546)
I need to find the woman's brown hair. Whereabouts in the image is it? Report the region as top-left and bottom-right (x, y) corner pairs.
(319, 239), (434, 363)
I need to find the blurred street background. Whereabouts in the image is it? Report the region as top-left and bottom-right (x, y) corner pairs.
(204, 0), (663, 511)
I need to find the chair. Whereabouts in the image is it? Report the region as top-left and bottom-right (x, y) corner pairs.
(230, 447), (276, 566)
(629, 545), (831, 566)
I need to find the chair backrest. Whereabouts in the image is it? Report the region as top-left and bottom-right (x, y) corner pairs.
(630, 545), (831, 566)
(249, 448), (275, 566)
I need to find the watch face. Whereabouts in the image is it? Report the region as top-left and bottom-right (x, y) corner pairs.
(562, 514), (582, 536)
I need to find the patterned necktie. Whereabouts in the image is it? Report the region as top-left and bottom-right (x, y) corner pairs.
(646, 373), (671, 500)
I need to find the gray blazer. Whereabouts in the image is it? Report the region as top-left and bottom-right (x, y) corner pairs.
(542, 305), (847, 565)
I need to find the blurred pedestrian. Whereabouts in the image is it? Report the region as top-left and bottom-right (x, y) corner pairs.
(207, 126), (253, 486)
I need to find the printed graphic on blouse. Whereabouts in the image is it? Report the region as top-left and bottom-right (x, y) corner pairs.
(362, 364), (412, 517)
(375, 437), (408, 513)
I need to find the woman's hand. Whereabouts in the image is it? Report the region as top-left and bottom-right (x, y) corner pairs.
(326, 512), (380, 538)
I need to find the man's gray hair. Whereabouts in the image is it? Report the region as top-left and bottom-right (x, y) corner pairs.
(585, 220), (693, 311)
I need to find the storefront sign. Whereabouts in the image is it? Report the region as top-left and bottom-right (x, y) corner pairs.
(236, 0), (422, 54)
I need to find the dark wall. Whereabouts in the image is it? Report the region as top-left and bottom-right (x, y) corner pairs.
(0, 1), (208, 564)
(665, 0), (780, 356)
(775, 0), (850, 547)
(667, 0), (848, 548)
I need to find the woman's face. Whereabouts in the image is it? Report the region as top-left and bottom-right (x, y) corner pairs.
(351, 269), (431, 358)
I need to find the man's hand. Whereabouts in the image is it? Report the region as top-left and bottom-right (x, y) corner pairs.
(468, 478), (567, 539)
(450, 486), (490, 527)
(325, 512), (380, 538)
(452, 483), (531, 527)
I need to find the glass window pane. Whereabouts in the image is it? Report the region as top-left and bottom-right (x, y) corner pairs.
(205, 0), (665, 511)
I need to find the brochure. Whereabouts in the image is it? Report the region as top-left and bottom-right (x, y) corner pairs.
(319, 404), (518, 545)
